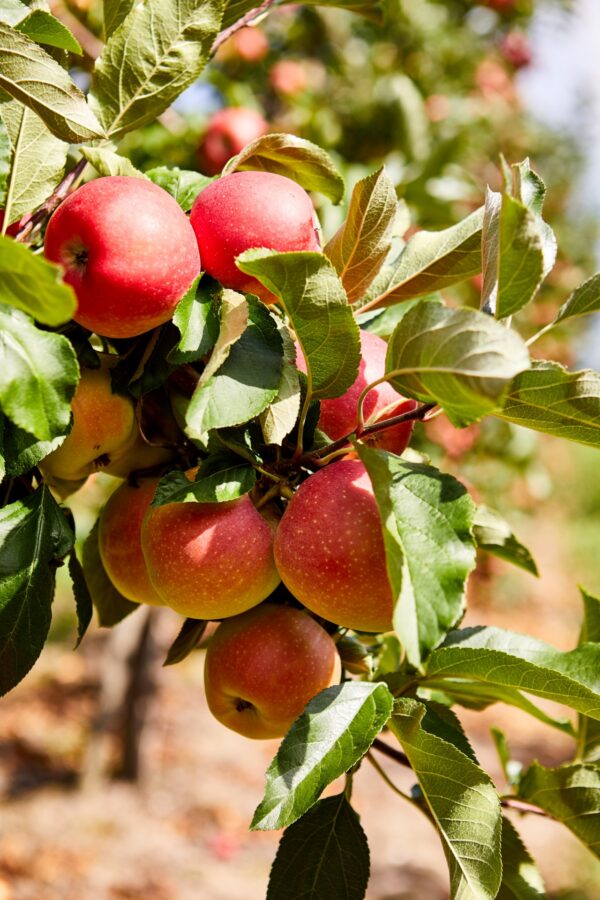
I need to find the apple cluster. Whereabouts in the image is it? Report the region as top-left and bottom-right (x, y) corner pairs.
(42, 172), (416, 740)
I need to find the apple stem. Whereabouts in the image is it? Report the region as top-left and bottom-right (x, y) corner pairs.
(211, 0), (280, 56)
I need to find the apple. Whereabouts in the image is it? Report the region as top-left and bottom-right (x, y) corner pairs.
(0, 210), (24, 237)
(204, 603), (341, 739)
(296, 329), (417, 454)
(99, 478), (163, 605)
(216, 26), (269, 64)
(190, 171), (320, 301)
(44, 176), (201, 338)
(269, 60), (308, 96)
(141, 484), (281, 619)
(198, 107), (269, 175)
(501, 31), (532, 69)
(274, 458), (394, 633)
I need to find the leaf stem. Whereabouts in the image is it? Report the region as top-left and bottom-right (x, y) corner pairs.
(525, 321), (556, 347)
(371, 736), (411, 769)
(366, 753), (420, 807)
(211, 0), (280, 55)
(499, 796), (548, 818)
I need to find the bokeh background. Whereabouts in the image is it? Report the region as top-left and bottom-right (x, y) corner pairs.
(1, 1), (600, 897)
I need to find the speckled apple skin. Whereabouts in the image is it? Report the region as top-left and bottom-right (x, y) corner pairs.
(274, 459), (394, 633)
(296, 330), (416, 452)
(198, 107), (268, 175)
(204, 604), (341, 739)
(190, 171), (320, 298)
(44, 176), (201, 338)
(99, 478), (163, 606)
(141, 494), (281, 619)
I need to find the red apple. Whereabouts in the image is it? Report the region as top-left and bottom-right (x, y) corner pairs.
(274, 459), (394, 633)
(44, 176), (201, 338)
(0, 209), (25, 237)
(198, 107), (269, 175)
(269, 60), (308, 96)
(190, 171), (320, 301)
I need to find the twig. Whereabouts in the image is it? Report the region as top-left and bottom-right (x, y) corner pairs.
(16, 157), (88, 242)
(366, 752), (415, 802)
(211, 0), (280, 55)
(500, 797), (548, 818)
(372, 737), (411, 768)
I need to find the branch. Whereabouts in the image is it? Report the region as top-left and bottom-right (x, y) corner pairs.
(211, 0), (279, 55)
(500, 797), (549, 818)
(371, 737), (411, 768)
(15, 157), (88, 242)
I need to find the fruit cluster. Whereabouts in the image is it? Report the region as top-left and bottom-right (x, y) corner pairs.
(41, 172), (416, 740)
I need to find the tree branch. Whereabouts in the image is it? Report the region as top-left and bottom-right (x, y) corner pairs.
(371, 737), (411, 768)
(211, 0), (280, 55)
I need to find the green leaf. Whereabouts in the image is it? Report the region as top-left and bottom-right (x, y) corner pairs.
(260, 319), (301, 446)
(0, 304), (78, 441)
(0, 235), (76, 324)
(358, 206), (484, 311)
(186, 295), (283, 441)
(0, 486), (73, 695)
(385, 300), (531, 427)
(473, 505), (538, 576)
(481, 189), (544, 320)
(252, 681), (393, 831)
(518, 762), (600, 859)
(81, 146), (146, 179)
(420, 701), (478, 764)
(0, 96), (68, 227)
(424, 626), (600, 721)
(81, 519), (139, 627)
(237, 250), (360, 401)
(266, 794), (370, 900)
(146, 165), (213, 212)
(169, 277), (220, 364)
(390, 698), (502, 900)
(554, 272), (600, 325)
(221, 0), (384, 30)
(103, 0), (135, 39)
(163, 617), (207, 666)
(577, 588), (600, 763)
(497, 818), (545, 899)
(153, 456), (257, 505)
(0, 116), (9, 205)
(0, 1), (29, 27)
(325, 168), (397, 302)
(357, 444), (476, 669)
(505, 158), (556, 279)
(68, 548), (93, 649)
(16, 9), (82, 54)
(357, 294), (441, 338)
(223, 132), (344, 204)
(0, 415), (61, 477)
(495, 361), (600, 449)
(0, 22), (103, 142)
(91, 0), (224, 139)
(197, 288), (247, 382)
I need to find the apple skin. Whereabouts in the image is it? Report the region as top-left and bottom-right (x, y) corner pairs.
(0, 210), (24, 236)
(198, 107), (269, 176)
(44, 176), (201, 338)
(274, 458), (394, 633)
(296, 330), (417, 454)
(204, 603), (341, 739)
(141, 489), (281, 619)
(190, 171), (320, 301)
(99, 478), (163, 605)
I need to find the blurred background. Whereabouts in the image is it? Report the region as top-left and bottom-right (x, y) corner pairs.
(2, 0), (600, 897)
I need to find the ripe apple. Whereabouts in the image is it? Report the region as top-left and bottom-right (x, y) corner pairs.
(217, 26), (269, 64)
(190, 171), (320, 301)
(296, 330), (417, 454)
(141, 484), (281, 619)
(269, 60), (308, 97)
(198, 107), (269, 175)
(99, 478), (163, 605)
(44, 176), (201, 338)
(0, 210), (24, 237)
(274, 458), (394, 633)
(204, 603), (341, 739)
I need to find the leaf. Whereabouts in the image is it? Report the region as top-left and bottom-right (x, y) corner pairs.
(0, 486), (73, 696)
(237, 250), (360, 401)
(357, 444), (476, 669)
(481, 189), (544, 320)
(577, 588), (600, 763)
(357, 294), (441, 338)
(221, 0), (384, 30)
(163, 617), (207, 666)
(266, 794), (370, 900)
(0, 304), (78, 441)
(424, 626), (600, 721)
(494, 361), (600, 449)
(473, 505), (538, 576)
(0, 235), (76, 324)
(186, 296), (284, 442)
(169, 277), (220, 364)
(390, 698), (502, 900)
(420, 701), (478, 764)
(497, 818), (545, 899)
(385, 300), (531, 427)
(506, 158), (557, 279)
(358, 206), (484, 311)
(81, 146), (146, 179)
(152, 456), (257, 505)
(0, 415), (61, 477)
(0, 1), (29, 27)
(518, 762), (600, 859)
(90, 0), (224, 139)
(146, 165), (213, 212)
(16, 9), (83, 55)
(260, 319), (301, 445)
(199, 289), (248, 384)
(68, 548), (92, 649)
(0, 22), (103, 142)
(81, 519), (139, 627)
(554, 272), (600, 325)
(103, 0), (135, 39)
(0, 116), (9, 205)
(251, 681), (393, 831)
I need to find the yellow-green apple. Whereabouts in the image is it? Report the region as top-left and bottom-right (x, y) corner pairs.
(204, 603), (341, 739)
(190, 171), (320, 301)
(198, 107), (269, 175)
(44, 176), (201, 338)
(296, 329), (417, 454)
(98, 478), (163, 605)
(274, 458), (394, 633)
(141, 483), (281, 619)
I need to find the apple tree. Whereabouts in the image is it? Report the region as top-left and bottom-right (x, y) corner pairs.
(0, 2), (599, 898)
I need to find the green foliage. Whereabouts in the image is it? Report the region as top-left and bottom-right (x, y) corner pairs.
(153, 455), (257, 504)
(0, 236), (76, 323)
(472, 505), (539, 576)
(163, 617), (208, 666)
(497, 818), (545, 899)
(146, 165), (214, 211)
(81, 146), (146, 179)
(16, 9), (82, 55)
(170, 277), (220, 364)
(577, 588), (600, 764)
